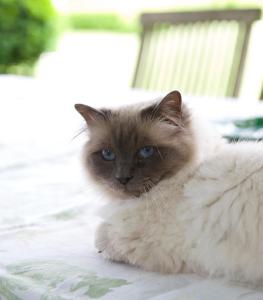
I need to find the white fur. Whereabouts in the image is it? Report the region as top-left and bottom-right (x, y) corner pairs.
(95, 110), (263, 284)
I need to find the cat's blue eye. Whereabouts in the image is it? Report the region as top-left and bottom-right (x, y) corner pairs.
(138, 146), (154, 158)
(101, 149), (116, 161)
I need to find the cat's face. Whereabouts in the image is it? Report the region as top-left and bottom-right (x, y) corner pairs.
(75, 91), (194, 198)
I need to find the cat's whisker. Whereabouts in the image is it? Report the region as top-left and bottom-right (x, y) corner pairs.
(155, 197), (162, 219)
(144, 180), (162, 220)
(150, 195), (161, 220)
(151, 178), (168, 213)
(158, 191), (171, 218)
(155, 144), (164, 160)
(154, 192), (163, 220)
(147, 179), (164, 220)
(71, 126), (87, 141)
(159, 192), (169, 213)
(143, 186), (150, 223)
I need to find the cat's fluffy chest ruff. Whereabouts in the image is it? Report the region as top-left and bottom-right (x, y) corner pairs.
(95, 167), (190, 274)
(96, 142), (263, 283)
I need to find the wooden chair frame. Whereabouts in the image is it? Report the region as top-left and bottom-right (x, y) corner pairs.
(132, 9), (261, 97)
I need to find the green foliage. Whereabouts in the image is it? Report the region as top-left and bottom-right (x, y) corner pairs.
(0, 0), (57, 74)
(66, 13), (138, 33)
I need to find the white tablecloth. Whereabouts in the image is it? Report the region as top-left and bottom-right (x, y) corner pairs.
(1, 75), (263, 299)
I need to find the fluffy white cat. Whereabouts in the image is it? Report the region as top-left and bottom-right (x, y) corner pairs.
(75, 90), (263, 284)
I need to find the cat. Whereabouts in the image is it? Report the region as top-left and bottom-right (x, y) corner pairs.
(75, 90), (263, 284)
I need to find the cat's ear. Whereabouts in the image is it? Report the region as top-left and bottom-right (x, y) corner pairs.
(74, 104), (108, 125)
(141, 90), (182, 125)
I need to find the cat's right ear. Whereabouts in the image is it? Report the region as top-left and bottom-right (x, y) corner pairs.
(141, 90), (182, 126)
(74, 104), (107, 126)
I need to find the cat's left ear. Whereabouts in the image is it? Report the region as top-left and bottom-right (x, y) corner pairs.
(141, 90), (182, 125)
(74, 103), (109, 126)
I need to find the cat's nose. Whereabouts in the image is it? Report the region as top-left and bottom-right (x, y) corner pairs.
(115, 175), (133, 185)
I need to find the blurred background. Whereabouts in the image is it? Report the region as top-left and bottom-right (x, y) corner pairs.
(0, 0), (262, 99)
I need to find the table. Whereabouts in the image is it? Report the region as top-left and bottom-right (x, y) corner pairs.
(1, 75), (263, 300)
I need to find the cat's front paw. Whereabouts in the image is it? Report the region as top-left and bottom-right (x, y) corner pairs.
(95, 222), (184, 274)
(95, 222), (126, 263)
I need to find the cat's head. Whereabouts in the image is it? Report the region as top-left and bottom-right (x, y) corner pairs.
(75, 91), (195, 198)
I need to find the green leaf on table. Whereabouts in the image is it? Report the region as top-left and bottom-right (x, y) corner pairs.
(6, 260), (129, 299)
(71, 275), (128, 298)
(234, 117), (263, 129)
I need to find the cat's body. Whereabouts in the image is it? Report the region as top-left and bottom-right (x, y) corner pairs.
(75, 91), (263, 284)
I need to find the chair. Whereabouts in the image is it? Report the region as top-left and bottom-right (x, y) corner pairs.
(260, 82), (263, 100)
(132, 9), (261, 97)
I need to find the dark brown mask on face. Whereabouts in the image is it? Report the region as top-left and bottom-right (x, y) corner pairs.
(75, 91), (194, 198)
